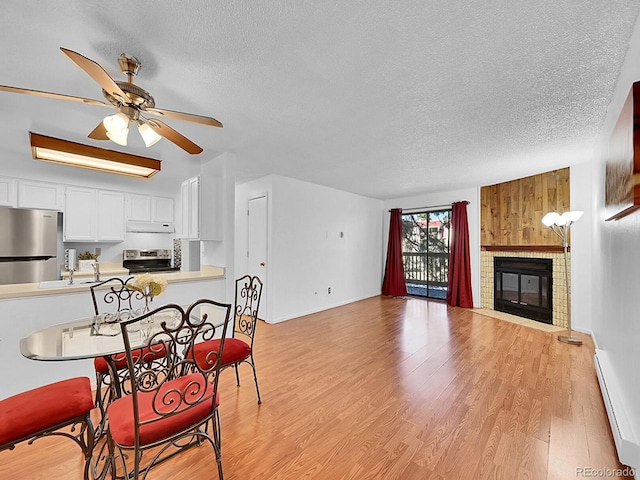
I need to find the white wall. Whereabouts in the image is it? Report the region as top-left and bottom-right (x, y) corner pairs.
(382, 187), (481, 307)
(569, 160), (594, 334)
(589, 12), (640, 470)
(236, 174), (384, 323)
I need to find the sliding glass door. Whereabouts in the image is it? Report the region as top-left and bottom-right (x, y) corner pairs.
(401, 209), (451, 299)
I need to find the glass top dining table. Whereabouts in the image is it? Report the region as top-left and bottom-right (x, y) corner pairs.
(20, 303), (229, 361)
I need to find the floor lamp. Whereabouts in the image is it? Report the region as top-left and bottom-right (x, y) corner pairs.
(541, 210), (584, 345)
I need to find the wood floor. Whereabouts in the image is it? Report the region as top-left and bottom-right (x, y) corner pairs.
(0, 296), (631, 479)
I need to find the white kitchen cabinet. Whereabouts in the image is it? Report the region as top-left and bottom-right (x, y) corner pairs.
(0, 177), (17, 207)
(127, 194), (174, 223)
(188, 176), (200, 239)
(180, 175), (220, 240)
(64, 187), (96, 241)
(64, 187), (125, 242)
(97, 190), (125, 241)
(18, 180), (63, 210)
(127, 193), (152, 222)
(152, 196), (174, 223)
(180, 177), (198, 239)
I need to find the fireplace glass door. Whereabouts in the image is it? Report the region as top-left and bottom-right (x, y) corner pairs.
(494, 257), (552, 324)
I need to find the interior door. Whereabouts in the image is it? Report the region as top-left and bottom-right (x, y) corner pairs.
(248, 195), (267, 318)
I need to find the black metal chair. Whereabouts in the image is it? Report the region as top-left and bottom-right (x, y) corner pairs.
(89, 276), (148, 436)
(106, 299), (232, 479)
(0, 377), (95, 480)
(190, 275), (264, 403)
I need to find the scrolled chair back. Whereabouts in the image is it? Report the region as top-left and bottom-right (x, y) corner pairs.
(90, 276), (144, 322)
(113, 299), (232, 441)
(234, 275), (263, 341)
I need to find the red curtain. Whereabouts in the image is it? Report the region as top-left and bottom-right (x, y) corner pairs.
(446, 201), (473, 307)
(382, 208), (408, 297)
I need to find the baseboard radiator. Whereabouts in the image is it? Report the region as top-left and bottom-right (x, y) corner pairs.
(594, 350), (639, 476)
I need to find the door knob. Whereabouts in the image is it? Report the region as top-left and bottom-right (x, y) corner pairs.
(260, 262), (265, 267)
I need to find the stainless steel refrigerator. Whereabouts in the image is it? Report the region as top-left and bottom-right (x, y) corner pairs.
(0, 207), (58, 285)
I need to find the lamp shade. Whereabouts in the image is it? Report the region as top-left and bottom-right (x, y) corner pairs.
(138, 123), (162, 147)
(103, 113), (130, 146)
(541, 212), (561, 226)
(561, 211), (584, 223)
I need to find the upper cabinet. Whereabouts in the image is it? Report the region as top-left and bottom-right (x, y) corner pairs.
(18, 180), (63, 210)
(127, 193), (152, 222)
(0, 178), (63, 210)
(97, 190), (126, 241)
(64, 187), (125, 242)
(152, 196), (174, 223)
(0, 177), (17, 207)
(126, 193), (174, 223)
(180, 174), (221, 241)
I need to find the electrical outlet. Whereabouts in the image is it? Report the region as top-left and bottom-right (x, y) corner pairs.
(328, 287), (331, 294)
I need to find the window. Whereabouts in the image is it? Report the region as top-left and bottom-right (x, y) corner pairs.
(401, 209), (451, 299)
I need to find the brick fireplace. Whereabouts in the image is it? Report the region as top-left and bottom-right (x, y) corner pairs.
(480, 250), (569, 328)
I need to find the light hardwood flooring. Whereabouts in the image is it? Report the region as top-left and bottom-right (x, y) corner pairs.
(0, 296), (632, 479)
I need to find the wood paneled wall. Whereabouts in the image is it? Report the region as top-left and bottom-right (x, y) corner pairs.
(480, 168), (570, 248)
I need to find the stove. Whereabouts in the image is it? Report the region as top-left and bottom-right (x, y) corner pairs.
(122, 249), (180, 274)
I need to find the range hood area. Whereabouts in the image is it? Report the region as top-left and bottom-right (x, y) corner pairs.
(125, 221), (174, 233)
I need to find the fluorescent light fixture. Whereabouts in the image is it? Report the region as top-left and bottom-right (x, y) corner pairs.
(138, 123), (162, 147)
(29, 132), (161, 178)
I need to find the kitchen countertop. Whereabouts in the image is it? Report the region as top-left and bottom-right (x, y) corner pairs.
(0, 265), (225, 300)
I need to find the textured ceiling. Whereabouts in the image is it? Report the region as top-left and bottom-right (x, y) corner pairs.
(0, 1), (639, 199)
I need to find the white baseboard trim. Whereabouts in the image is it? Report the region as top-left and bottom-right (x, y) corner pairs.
(594, 349), (640, 477)
(267, 294), (381, 324)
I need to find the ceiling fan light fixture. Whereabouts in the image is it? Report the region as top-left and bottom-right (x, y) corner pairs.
(29, 132), (161, 178)
(103, 112), (130, 146)
(103, 112), (129, 132)
(106, 128), (129, 146)
(138, 123), (162, 147)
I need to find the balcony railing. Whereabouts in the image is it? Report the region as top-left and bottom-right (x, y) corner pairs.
(403, 251), (449, 287)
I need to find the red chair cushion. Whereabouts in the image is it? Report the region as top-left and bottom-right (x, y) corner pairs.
(94, 343), (168, 373)
(0, 377), (94, 447)
(190, 338), (251, 369)
(107, 373), (219, 446)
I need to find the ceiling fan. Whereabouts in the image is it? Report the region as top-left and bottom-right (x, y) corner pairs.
(0, 47), (222, 154)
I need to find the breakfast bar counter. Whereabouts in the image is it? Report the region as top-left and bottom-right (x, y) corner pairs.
(0, 265), (225, 300)
(0, 264), (230, 399)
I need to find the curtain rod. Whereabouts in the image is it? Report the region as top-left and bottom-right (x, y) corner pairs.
(389, 201), (468, 213)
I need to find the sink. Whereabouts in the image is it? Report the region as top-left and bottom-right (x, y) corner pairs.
(38, 279), (99, 289)
(38, 276), (131, 289)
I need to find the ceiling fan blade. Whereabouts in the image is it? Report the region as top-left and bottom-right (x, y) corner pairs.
(148, 119), (203, 154)
(0, 84), (111, 107)
(60, 47), (130, 103)
(88, 121), (109, 140)
(145, 107), (223, 128)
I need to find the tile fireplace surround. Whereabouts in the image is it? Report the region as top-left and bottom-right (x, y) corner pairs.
(480, 250), (569, 328)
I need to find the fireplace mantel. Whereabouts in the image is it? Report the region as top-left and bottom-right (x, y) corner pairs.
(482, 245), (566, 253)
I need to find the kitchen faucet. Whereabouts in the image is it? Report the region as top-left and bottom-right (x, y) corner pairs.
(92, 262), (100, 282)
